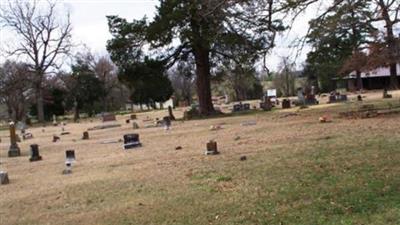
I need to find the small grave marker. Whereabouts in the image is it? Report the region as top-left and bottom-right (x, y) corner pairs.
(126, 119), (130, 124)
(82, 131), (89, 140)
(0, 171), (9, 185)
(123, 134), (142, 149)
(130, 114), (137, 120)
(8, 122), (21, 157)
(205, 140), (219, 155)
(29, 144), (42, 162)
(53, 135), (60, 142)
(163, 116), (171, 130)
(132, 122), (139, 129)
(23, 133), (33, 140)
(282, 99), (291, 109)
(102, 113), (116, 122)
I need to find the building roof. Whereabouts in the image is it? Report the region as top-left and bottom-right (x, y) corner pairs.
(347, 64), (400, 79)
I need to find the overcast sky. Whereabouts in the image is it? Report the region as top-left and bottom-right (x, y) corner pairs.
(1, 0), (322, 71)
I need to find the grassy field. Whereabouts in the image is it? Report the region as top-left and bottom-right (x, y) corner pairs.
(1, 91), (400, 225)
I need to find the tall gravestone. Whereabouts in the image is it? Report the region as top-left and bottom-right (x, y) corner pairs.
(29, 144), (42, 162)
(205, 141), (219, 155)
(8, 122), (21, 157)
(168, 106), (175, 120)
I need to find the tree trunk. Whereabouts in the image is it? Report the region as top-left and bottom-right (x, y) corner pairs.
(381, 2), (398, 89)
(388, 63), (398, 90)
(36, 88), (45, 123)
(356, 70), (363, 91)
(74, 107), (80, 122)
(193, 47), (214, 115)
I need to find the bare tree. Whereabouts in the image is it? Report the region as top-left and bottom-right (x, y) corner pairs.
(0, 60), (32, 122)
(274, 57), (297, 97)
(94, 55), (118, 111)
(369, 0), (400, 89)
(0, 0), (72, 122)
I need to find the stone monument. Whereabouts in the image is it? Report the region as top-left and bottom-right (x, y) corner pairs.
(205, 140), (219, 155)
(8, 122), (21, 157)
(123, 134), (142, 149)
(29, 144), (42, 162)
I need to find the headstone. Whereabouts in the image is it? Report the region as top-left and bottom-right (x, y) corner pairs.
(260, 97), (272, 111)
(82, 131), (89, 140)
(241, 121), (257, 126)
(123, 133), (142, 149)
(163, 116), (171, 130)
(282, 99), (291, 109)
(126, 119), (130, 124)
(233, 104), (242, 112)
(328, 94), (336, 103)
(132, 122), (139, 129)
(357, 95), (363, 101)
(102, 113), (116, 122)
(243, 103), (250, 110)
(168, 106), (176, 120)
(23, 133), (33, 140)
(66, 150), (75, 163)
(383, 88), (392, 98)
(0, 171), (9, 185)
(8, 122), (21, 157)
(29, 144), (42, 162)
(205, 140), (219, 155)
(53, 115), (58, 126)
(53, 135), (60, 142)
(130, 114), (137, 120)
(297, 89), (305, 105)
(63, 150), (74, 175)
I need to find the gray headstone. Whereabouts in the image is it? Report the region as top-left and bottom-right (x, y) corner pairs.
(0, 171), (9, 185)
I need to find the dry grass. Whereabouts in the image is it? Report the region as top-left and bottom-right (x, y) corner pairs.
(1, 91), (400, 225)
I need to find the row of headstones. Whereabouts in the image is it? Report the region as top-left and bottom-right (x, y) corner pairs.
(1, 132), (219, 185)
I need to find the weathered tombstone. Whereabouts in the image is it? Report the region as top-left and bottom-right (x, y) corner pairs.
(63, 150), (74, 175)
(102, 113), (116, 122)
(82, 131), (89, 140)
(328, 94), (336, 103)
(8, 122), (21, 157)
(29, 144), (42, 162)
(357, 95), (363, 101)
(123, 133), (142, 149)
(53, 135), (60, 142)
(243, 103), (250, 110)
(53, 115), (58, 126)
(297, 89), (305, 106)
(260, 97), (272, 111)
(233, 104), (242, 112)
(163, 116), (171, 130)
(22, 133), (33, 140)
(282, 99), (291, 109)
(0, 171), (9, 185)
(130, 114), (137, 120)
(168, 106), (176, 120)
(241, 121), (257, 126)
(383, 88), (392, 99)
(205, 140), (219, 155)
(132, 122), (139, 129)
(126, 119), (130, 124)
(66, 150), (75, 162)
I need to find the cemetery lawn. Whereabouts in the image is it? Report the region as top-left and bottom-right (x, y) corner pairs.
(1, 92), (400, 225)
